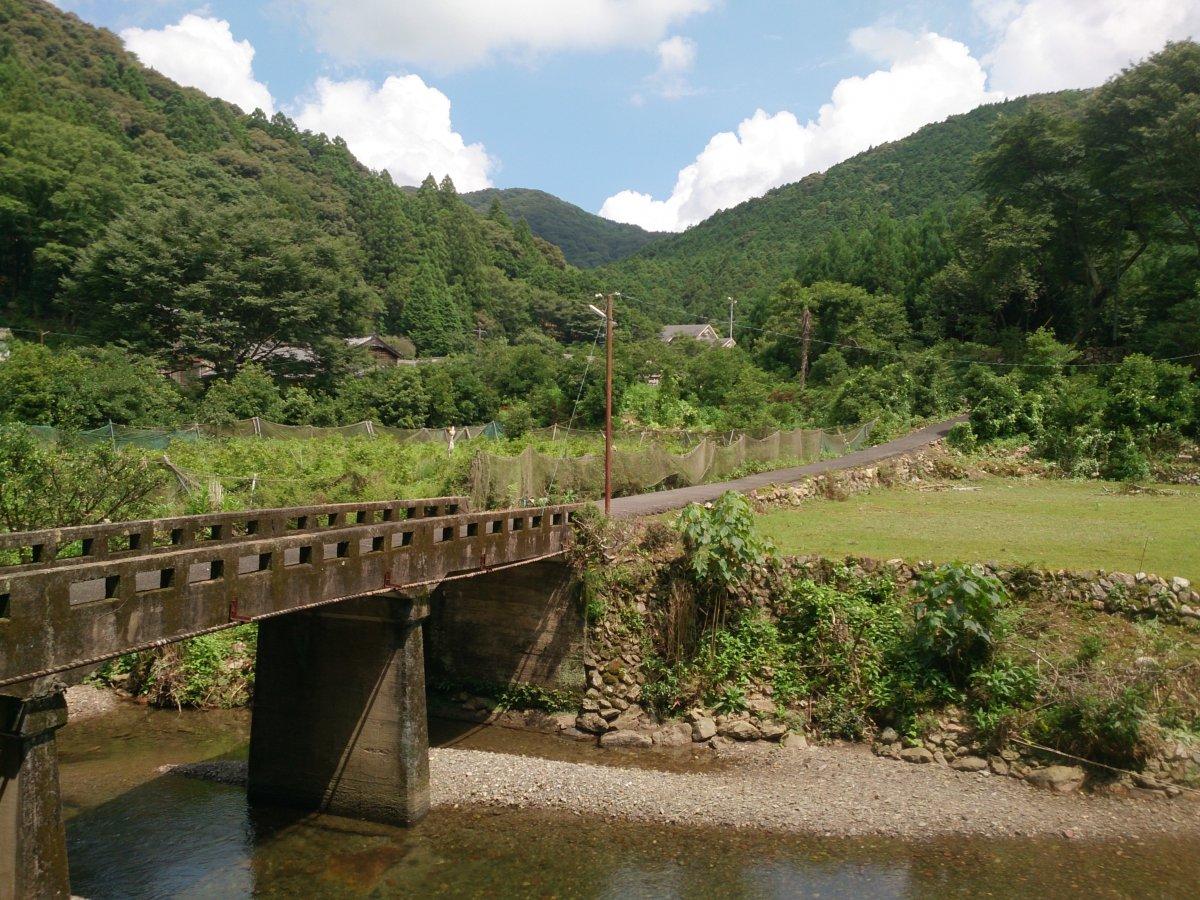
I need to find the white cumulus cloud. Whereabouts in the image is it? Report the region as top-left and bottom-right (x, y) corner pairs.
(978, 0), (1200, 96)
(293, 76), (494, 192)
(293, 0), (713, 70)
(121, 14), (275, 115)
(601, 30), (1002, 232)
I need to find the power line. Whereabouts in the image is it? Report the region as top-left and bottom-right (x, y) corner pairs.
(616, 292), (1199, 370)
(544, 322), (605, 501)
(0, 325), (98, 343)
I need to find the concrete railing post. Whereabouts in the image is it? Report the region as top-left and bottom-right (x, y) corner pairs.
(0, 690), (71, 899)
(247, 593), (431, 826)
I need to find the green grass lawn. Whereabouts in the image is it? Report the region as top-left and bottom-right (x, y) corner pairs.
(756, 478), (1200, 582)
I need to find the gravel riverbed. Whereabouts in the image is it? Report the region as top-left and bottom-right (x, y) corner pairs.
(166, 740), (1200, 840)
(429, 742), (1200, 839)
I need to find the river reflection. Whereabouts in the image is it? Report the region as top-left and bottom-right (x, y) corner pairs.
(59, 704), (1200, 899)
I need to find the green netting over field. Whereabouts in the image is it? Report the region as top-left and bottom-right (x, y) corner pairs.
(469, 422), (874, 506)
(26, 419), (505, 449)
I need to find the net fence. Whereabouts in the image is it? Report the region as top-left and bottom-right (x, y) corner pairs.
(26, 419), (505, 449)
(469, 421), (875, 506)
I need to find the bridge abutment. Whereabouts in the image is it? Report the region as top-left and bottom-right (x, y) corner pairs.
(247, 593), (430, 826)
(1, 690), (71, 899)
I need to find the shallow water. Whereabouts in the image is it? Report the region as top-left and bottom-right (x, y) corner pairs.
(59, 703), (1200, 899)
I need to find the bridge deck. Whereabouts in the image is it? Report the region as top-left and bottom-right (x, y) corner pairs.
(0, 497), (577, 690)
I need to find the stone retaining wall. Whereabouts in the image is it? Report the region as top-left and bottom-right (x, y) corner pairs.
(787, 556), (1200, 630)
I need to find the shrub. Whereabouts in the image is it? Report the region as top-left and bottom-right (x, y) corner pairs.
(1100, 428), (1151, 481)
(912, 562), (1007, 684)
(969, 657), (1039, 744)
(102, 625), (257, 709)
(498, 400), (533, 438)
(945, 421), (977, 452)
(1034, 684), (1152, 768)
(0, 426), (166, 536)
(775, 574), (916, 738)
(965, 368), (1043, 442)
(675, 491), (773, 592)
(1101, 354), (1197, 436)
(335, 365), (429, 427)
(197, 364), (284, 424)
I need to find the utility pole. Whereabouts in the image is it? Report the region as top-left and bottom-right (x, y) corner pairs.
(799, 306), (812, 390)
(603, 293), (615, 516)
(589, 293), (617, 516)
(728, 296), (737, 342)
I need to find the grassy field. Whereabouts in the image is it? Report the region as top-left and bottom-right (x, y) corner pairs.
(756, 477), (1200, 582)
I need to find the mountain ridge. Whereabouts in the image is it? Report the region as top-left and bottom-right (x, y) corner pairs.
(598, 91), (1086, 322)
(462, 187), (663, 268)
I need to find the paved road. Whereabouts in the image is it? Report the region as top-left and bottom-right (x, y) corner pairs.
(608, 417), (961, 518)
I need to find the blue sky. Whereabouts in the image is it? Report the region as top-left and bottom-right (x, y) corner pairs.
(53, 1), (1200, 230)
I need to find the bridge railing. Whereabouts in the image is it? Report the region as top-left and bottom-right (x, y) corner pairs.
(0, 496), (470, 575)
(0, 500), (578, 688)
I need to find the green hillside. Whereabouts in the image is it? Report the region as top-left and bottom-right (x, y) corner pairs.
(0, 0), (589, 369)
(602, 92), (1085, 323)
(463, 187), (662, 268)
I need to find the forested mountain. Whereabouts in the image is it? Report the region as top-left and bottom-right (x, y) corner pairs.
(0, 0), (593, 374)
(0, 0), (1195, 474)
(601, 93), (1085, 323)
(462, 188), (663, 268)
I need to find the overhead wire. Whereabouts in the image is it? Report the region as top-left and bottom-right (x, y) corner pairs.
(543, 322), (606, 502)
(735, 322), (1200, 369)
(616, 293), (1199, 370)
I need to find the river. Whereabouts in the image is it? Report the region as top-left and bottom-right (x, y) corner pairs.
(59, 703), (1200, 898)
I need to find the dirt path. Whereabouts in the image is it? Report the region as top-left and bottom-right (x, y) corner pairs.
(608, 418), (961, 518)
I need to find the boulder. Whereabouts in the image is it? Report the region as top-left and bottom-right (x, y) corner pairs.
(720, 720), (762, 741)
(612, 704), (646, 731)
(780, 732), (808, 750)
(1025, 765), (1085, 794)
(879, 727), (899, 744)
(575, 712), (609, 734)
(950, 755), (989, 772)
(692, 717), (717, 742)
(900, 747), (934, 764)
(748, 696), (777, 716)
(600, 730), (652, 749)
(758, 721), (788, 741)
(652, 723), (692, 747)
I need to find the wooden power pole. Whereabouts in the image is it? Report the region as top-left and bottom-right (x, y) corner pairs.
(799, 306), (812, 389)
(603, 292), (615, 516)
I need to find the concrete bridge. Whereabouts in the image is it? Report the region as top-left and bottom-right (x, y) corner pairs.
(0, 496), (578, 898)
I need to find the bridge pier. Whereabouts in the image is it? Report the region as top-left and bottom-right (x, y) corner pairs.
(1, 690), (71, 899)
(247, 593), (430, 826)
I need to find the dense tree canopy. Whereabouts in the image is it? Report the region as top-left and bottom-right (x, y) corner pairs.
(0, 1), (1195, 483)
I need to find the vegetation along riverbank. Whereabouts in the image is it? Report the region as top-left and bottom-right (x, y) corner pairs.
(90, 442), (1200, 809)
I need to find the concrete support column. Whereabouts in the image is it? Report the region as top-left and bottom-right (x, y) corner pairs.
(247, 593), (430, 826)
(0, 691), (71, 900)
